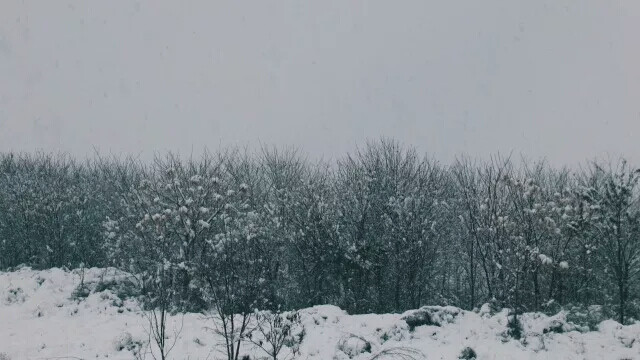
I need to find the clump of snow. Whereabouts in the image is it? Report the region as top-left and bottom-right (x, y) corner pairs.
(477, 302), (499, 318)
(538, 254), (553, 265)
(2, 267), (640, 359)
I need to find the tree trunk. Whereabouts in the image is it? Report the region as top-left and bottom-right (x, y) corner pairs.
(469, 238), (476, 310)
(533, 268), (540, 311)
(618, 276), (626, 324)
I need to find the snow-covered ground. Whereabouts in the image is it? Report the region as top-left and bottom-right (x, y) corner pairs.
(1, 268), (639, 360)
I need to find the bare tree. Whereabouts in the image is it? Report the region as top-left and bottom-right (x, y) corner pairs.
(584, 160), (640, 324)
(246, 310), (303, 360)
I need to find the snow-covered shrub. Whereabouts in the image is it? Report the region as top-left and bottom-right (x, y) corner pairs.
(4, 287), (26, 305)
(301, 305), (345, 327)
(0, 353), (11, 360)
(112, 332), (133, 351)
(94, 278), (139, 301)
(477, 300), (501, 318)
(542, 318), (575, 334)
(564, 304), (612, 331)
(112, 331), (143, 354)
(337, 334), (372, 358)
(506, 314), (523, 340)
(402, 310), (435, 331)
(402, 306), (460, 330)
(246, 310), (304, 360)
(542, 319), (562, 334)
(70, 283), (91, 300)
(376, 322), (409, 343)
(71, 276), (139, 303)
(458, 346), (477, 360)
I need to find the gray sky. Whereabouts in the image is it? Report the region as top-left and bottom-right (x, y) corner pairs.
(1, 1), (638, 166)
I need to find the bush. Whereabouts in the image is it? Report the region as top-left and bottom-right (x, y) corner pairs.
(337, 334), (372, 358)
(507, 314), (523, 340)
(0, 352), (11, 360)
(543, 319), (567, 334)
(376, 322), (409, 343)
(459, 346), (477, 360)
(246, 310), (304, 360)
(4, 287), (26, 305)
(112, 332), (143, 355)
(402, 306), (460, 331)
(95, 279), (139, 301)
(565, 304), (611, 331)
(71, 277), (141, 303)
(403, 311), (435, 331)
(71, 284), (91, 300)
(113, 332), (134, 351)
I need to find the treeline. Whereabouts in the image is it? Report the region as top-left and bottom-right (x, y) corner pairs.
(1, 140), (639, 323)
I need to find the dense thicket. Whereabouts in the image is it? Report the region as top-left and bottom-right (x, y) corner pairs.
(1, 141), (639, 323)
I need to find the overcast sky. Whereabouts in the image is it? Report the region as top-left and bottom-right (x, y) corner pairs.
(0, 1), (638, 166)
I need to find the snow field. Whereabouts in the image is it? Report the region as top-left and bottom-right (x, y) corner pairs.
(1, 268), (639, 360)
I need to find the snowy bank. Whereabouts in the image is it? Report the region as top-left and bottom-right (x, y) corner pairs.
(1, 267), (639, 359)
